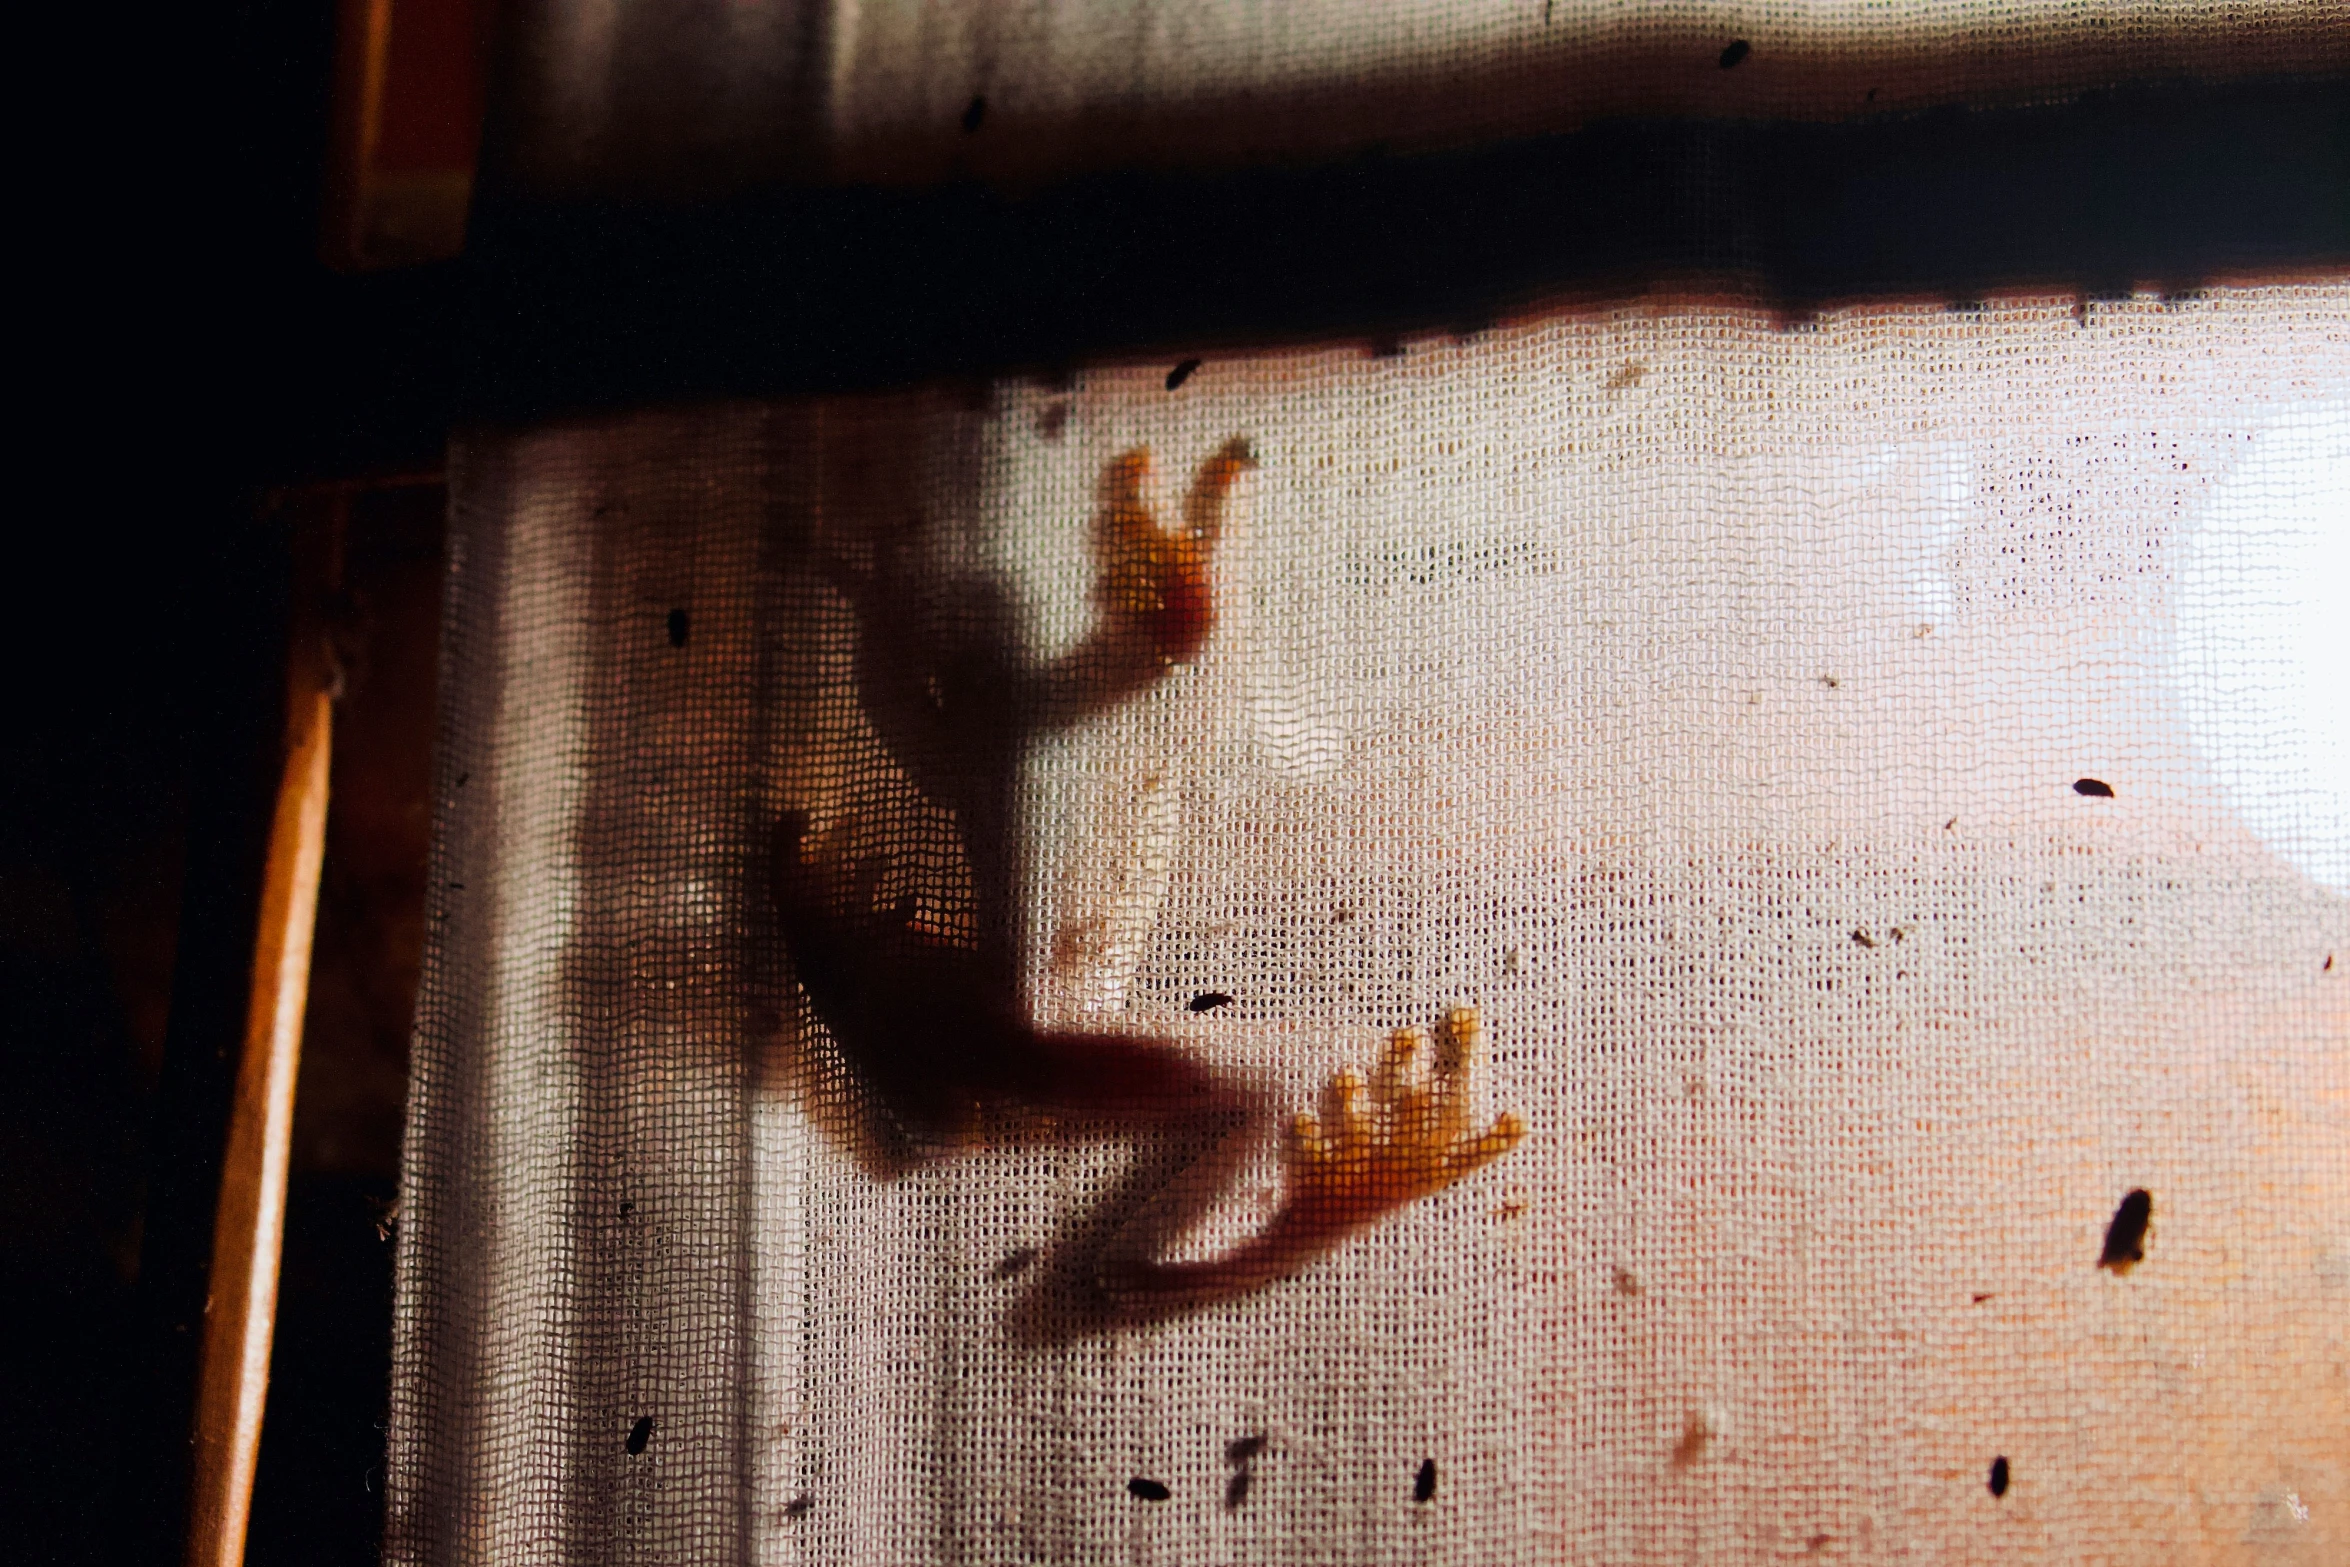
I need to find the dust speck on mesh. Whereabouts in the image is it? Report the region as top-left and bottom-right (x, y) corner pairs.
(1671, 1411), (1717, 1467)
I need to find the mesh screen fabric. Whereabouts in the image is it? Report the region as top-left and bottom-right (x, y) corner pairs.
(389, 289), (2348, 1564)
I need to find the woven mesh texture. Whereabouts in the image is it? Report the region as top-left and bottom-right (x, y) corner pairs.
(389, 291), (2349, 1564)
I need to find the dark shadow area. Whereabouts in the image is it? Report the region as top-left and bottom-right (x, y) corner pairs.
(15, 472), (442, 1565)
(1, 588), (201, 1565)
(241, 483), (444, 1567)
(459, 74), (2348, 422)
(241, 1174), (403, 1567)
(66, 0), (455, 1545)
(108, 482), (443, 1567)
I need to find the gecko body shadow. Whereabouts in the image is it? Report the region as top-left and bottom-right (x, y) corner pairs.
(766, 434), (1520, 1333)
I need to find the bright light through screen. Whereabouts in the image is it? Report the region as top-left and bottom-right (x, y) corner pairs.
(2174, 402), (2350, 895)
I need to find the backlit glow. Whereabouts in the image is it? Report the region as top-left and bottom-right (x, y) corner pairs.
(2173, 405), (2350, 895)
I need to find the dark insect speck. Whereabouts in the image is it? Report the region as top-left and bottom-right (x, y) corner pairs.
(1988, 1456), (2011, 1497)
(2098, 1188), (2152, 1271)
(2324, 953), (2333, 972)
(1226, 1434), (1268, 1464)
(455, 771), (470, 787)
(667, 608), (689, 647)
(627, 1416), (654, 1454)
(2073, 777), (2115, 797)
(1719, 39), (1751, 69)
(1971, 1292), (1994, 1304)
(783, 1494), (814, 1520)
(619, 1200), (634, 1219)
(961, 95), (986, 133)
(1165, 358), (1202, 392)
(1413, 1458), (1438, 1504)
(1224, 1470), (1252, 1509)
(991, 1246), (1039, 1279)
(1036, 401), (1071, 441)
(1127, 1477), (1171, 1502)
(1851, 930), (1876, 948)
(1189, 992), (1235, 1013)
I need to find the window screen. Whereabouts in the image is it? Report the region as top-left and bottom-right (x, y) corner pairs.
(387, 6), (2349, 1563)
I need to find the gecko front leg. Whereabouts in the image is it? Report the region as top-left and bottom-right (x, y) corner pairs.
(1103, 1007), (1527, 1304)
(1034, 436), (1255, 724)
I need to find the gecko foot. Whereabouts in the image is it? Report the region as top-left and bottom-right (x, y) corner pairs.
(1095, 437), (1254, 669)
(1101, 1007), (1526, 1305)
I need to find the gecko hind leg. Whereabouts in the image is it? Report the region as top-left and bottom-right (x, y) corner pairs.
(1098, 1006), (1527, 1309)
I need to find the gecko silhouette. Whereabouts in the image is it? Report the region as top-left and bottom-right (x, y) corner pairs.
(770, 432), (1522, 1322)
